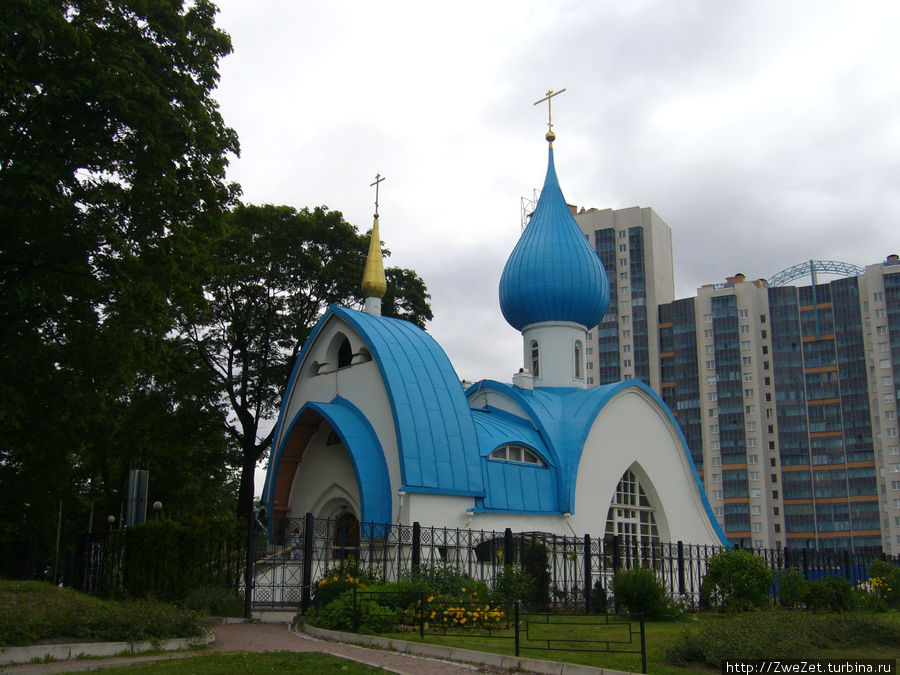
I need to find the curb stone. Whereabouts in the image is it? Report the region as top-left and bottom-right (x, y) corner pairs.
(0, 630), (214, 667)
(300, 623), (640, 675)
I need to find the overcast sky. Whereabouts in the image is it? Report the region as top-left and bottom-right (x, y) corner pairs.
(213, 0), (900, 388)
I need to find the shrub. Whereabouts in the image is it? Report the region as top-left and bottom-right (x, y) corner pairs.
(523, 542), (551, 609)
(806, 575), (853, 612)
(667, 610), (900, 668)
(312, 560), (381, 608)
(774, 569), (808, 608)
(866, 559), (900, 608)
(589, 578), (608, 614)
(492, 566), (533, 605)
(611, 567), (668, 620)
(362, 580), (435, 611)
(307, 591), (396, 633)
(183, 585), (244, 617)
(700, 549), (773, 611)
(402, 563), (488, 598)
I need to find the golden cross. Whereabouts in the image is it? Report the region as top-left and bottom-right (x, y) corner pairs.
(370, 173), (386, 216)
(534, 88), (566, 138)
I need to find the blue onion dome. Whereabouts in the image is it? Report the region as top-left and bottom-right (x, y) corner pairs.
(499, 147), (609, 331)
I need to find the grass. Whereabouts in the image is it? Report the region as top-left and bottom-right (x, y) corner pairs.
(0, 579), (204, 647)
(94, 652), (382, 674)
(369, 611), (900, 675)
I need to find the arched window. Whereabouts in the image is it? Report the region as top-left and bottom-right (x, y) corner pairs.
(337, 337), (353, 368)
(489, 445), (545, 466)
(605, 468), (659, 568)
(530, 340), (540, 378)
(574, 340), (583, 379)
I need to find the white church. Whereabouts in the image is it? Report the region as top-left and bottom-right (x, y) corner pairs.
(262, 117), (728, 553)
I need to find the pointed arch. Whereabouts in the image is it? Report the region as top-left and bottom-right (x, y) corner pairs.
(604, 463), (666, 568)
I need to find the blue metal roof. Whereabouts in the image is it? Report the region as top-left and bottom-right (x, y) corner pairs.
(266, 306), (484, 503)
(499, 146), (609, 331)
(471, 408), (559, 513)
(467, 379), (729, 544)
(271, 398), (392, 524)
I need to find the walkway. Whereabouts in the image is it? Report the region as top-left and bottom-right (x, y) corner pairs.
(1, 622), (512, 674)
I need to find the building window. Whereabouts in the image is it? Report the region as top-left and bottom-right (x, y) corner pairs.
(741, 341), (751, 351)
(750, 472), (760, 481)
(530, 340), (540, 378)
(618, 244), (627, 252)
(622, 329), (631, 338)
(748, 454), (759, 464)
(587, 376), (594, 384)
(712, 473), (722, 483)
(623, 344), (632, 353)
(623, 359), (632, 367)
(740, 324), (750, 334)
(743, 373), (753, 382)
(706, 360), (716, 369)
(740, 309), (749, 319)
(605, 469), (660, 567)
(710, 424), (719, 434)
(708, 392), (718, 401)
(574, 340), (583, 379)
(490, 445), (545, 466)
(747, 438), (758, 448)
(745, 388), (754, 398)
(618, 229), (626, 239)
(704, 329), (714, 338)
(619, 257), (628, 266)
(713, 490), (723, 500)
(874, 291), (884, 301)
(742, 356), (752, 366)
(711, 456), (722, 467)
(877, 325), (888, 335)
(751, 488), (761, 498)
(751, 505), (762, 515)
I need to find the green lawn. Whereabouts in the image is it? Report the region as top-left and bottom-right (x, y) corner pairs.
(96, 652), (381, 674)
(372, 611), (900, 675)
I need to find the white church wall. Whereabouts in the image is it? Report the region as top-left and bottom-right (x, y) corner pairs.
(407, 492), (573, 536)
(277, 315), (402, 522)
(571, 388), (723, 545)
(288, 425), (360, 519)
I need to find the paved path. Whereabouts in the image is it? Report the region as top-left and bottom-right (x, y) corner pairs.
(1, 622), (509, 674)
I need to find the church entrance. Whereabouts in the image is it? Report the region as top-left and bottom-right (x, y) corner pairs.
(332, 511), (360, 560)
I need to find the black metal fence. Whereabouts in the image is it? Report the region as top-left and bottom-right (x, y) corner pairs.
(257, 513), (899, 613)
(6, 511), (897, 619)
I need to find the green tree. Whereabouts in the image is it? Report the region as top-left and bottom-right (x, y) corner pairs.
(0, 0), (239, 541)
(182, 204), (432, 519)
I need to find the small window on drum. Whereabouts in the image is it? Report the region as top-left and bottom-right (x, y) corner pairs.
(489, 444), (544, 466)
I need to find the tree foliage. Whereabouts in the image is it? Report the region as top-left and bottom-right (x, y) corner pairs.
(182, 204), (433, 519)
(0, 0), (240, 541)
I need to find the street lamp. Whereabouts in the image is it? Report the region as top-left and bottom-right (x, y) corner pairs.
(152, 501), (163, 521)
(107, 514), (115, 535)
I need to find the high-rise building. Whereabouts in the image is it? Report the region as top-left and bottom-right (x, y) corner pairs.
(575, 207), (674, 390)
(576, 202), (899, 553)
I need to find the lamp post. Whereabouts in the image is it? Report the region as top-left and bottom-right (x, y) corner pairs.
(152, 501), (163, 521)
(107, 515), (115, 535)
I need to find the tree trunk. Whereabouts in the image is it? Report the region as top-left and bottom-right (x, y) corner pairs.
(237, 451), (257, 521)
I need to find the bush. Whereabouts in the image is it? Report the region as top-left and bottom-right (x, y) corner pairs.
(866, 559), (900, 608)
(700, 549), (773, 611)
(402, 563), (487, 599)
(183, 585), (244, 617)
(774, 569), (808, 608)
(306, 591), (396, 633)
(523, 542), (551, 609)
(668, 610), (900, 667)
(611, 567), (669, 620)
(312, 560), (381, 608)
(806, 575), (853, 612)
(0, 581), (204, 647)
(362, 580), (435, 610)
(590, 578), (608, 614)
(492, 566), (533, 605)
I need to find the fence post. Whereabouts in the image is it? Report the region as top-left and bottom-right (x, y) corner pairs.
(244, 507), (255, 619)
(612, 535), (620, 573)
(842, 549), (852, 581)
(412, 521), (421, 574)
(677, 540), (685, 597)
(514, 601), (520, 657)
(300, 512), (315, 613)
(639, 614), (647, 674)
(504, 528), (514, 567)
(583, 533), (592, 614)
(802, 547), (809, 581)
